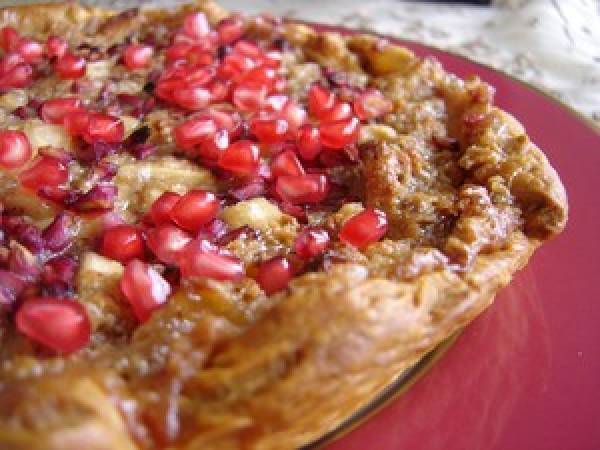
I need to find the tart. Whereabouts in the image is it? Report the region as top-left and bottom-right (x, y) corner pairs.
(0, 2), (567, 449)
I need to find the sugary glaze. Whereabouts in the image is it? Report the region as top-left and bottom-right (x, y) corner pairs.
(0, 2), (567, 449)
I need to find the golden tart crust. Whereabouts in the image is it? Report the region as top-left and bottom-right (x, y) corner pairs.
(0, 2), (567, 449)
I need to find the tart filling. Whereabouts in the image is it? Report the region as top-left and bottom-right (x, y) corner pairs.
(0, 2), (566, 449)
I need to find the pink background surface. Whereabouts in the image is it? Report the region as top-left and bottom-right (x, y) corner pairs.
(318, 32), (600, 450)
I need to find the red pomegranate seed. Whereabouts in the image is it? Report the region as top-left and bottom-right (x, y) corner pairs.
(100, 225), (145, 263)
(217, 16), (244, 45)
(280, 100), (307, 131)
(172, 85), (212, 110)
(173, 117), (217, 150)
(0, 130), (32, 169)
(15, 38), (44, 64)
(198, 128), (229, 161)
(63, 110), (90, 136)
(16, 297), (90, 353)
(270, 150), (305, 177)
(183, 12), (211, 39)
(256, 256), (293, 294)
(123, 44), (154, 70)
(150, 192), (181, 225)
(319, 117), (360, 149)
(0, 63), (33, 89)
(19, 155), (68, 191)
(170, 190), (220, 232)
(120, 259), (171, 322)
(83, 113), (124, 143)
(165, 43), (192, 62)
(55, 52), (86, 79)
(179, 239), (244, 281)
(353, 89), (393, 120)
(46, 35), (68, 59)
(275, 174), (330, 204)
(308, 84), (335, 119)
(339, 208), (388, 249)
(146, 224), (191, 265)
(40, 97), (82, 124)
(0, 52), (24, 73)
(219, 140), (260, 175)
(0, 27), (20, 52)
(219, 53), (255, 79)
(233, 40), (262, 58)
(237, 66), (276, 89)
(186, 47), (214, 67)
(297, 125), (322, 160)
(232, 84), (267, 112)
(206, 79), (231, 102)
(250, 118), (289, 144)
(323, 101), (353, 122)
(294, 228), (330, 259)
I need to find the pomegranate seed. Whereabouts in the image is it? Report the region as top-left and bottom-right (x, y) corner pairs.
(250, 118), (289, 144)
(206, 79), (231, 102)
(323, 101), (353, 122)
(183, 12), (211, 39)
(170, 190), (220, 232)
(353, 89), (393, 120)
(0, 130), (32, 169)
(275, 174), (330, 204)
(173, 117), (217, 150)
(0, 52), (24, 73)
(179, 239), (244, 281)
(233, 40), (262, 58)
(217, 16), (244, 45)
(83, 113), (124, 143)
(0, 63), (33, 89)
(297, 125), (322, 160)
(165, 43), (192, 62)
(270, 150), (305, 177)
(19, 155), (68, 191)
(198, 128), (229, 161)
(172, 85), (211, 110)
(63, 110), (90, 136)
(238, 66), (276, 89)
(15, 38), (44, 64)
(188, 47), (214, 67)
(16, 297), (90, 353)
(100, 225), (145, 263)
(220, 52), (255, 78)
(196, 218), (228, 242)
(46, 35), (68, 59)
(308, 84), (335, 119)
(280, 100), (307, 131)
(120, 259), (171, 322)
(42, 211), (78, 253)
(230, 178), (265, 200)
(265, 94), (288, 112)
(256, 256), (293, 294)
(123, 44), (154, 70)
(40, 97), (82, 124)
(55, 52), (86, 79)
(294, 228), (330, 259)
(0, 27), (20, 52)
(146, 224), (191, 265)
(339, 208), (388, 249)
(232, 84), (267, 112)
(150, 192), (181, 225)
(319, 117), (360, 149)
(219, 140), (260, 175)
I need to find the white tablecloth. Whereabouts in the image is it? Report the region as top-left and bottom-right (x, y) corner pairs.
(5, 0), (600, 128)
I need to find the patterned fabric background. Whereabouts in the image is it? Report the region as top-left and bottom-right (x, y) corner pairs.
(3, 0), (599, 127)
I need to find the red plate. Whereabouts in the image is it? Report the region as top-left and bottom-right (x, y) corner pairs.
(310, 28), (600, 450)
